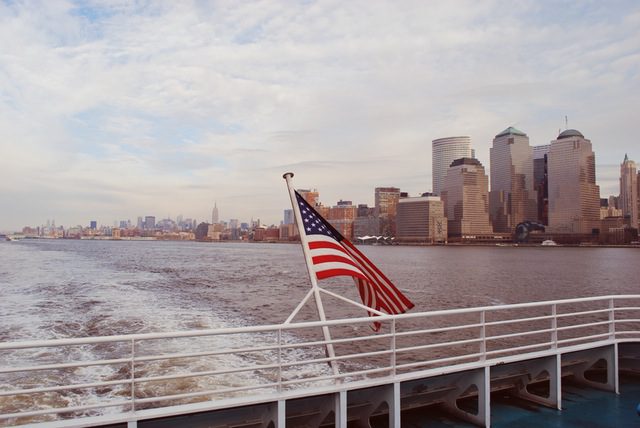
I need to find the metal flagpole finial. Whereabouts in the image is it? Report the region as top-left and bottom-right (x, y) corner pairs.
(282, 172), (294, 179)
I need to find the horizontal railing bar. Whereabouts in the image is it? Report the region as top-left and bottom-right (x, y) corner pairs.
(485, 328), (554, 341)
(136, 344), (281, 363)
(135, 363), (280, 384)
(280, 366), (391, 388)
(556, 332), (611, 345)
(397, 352), (485, 370)
(2, 295), (638, 351)
(0, 398), (130, 420)
(484, 341), (554, 357)
(614, 319), (640, 323)
(282, 364), (390, 386)
(395, 323), (483, 337)
(556, 320), (611, 331)
(613, 307), (640, 312)
(136, 331), (389, 363)
(555, 308), (611, 318)
(0, 378), (129, 397)
(615, 330), (640, 335)
(484, 314), (554, 327)
(397, 337), (483, 353)
(281, 332), (393, 349)
(281, 349), (393, 369)
(0, 357), (131, 374)
(133, 381), (281, 405)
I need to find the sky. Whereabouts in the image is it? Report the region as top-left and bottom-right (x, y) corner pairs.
(1, 0), (639, 231)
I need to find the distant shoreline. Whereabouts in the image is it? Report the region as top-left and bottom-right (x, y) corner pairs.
(4, 236), (639, 249)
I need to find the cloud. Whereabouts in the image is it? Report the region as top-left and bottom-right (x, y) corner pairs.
(0, 1), (639, 230)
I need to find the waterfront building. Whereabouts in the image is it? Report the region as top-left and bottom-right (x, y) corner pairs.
(144, 216), (156, 230)
(396, 196), (447, 243)
(489, 127), (538, 233)
(212, 202), (219, 224)
(283, 209), (294, 225)
(547, 129), (601, 234)
(353, 216), (380, 238)
(327, 201), (357, 240)
(440, 158), (493, 237)
(353, 204), (379, 237)
(279, 223), (297, 241)
(432, 136), (473, 195)
(208, 223), (223, 241)
(533, 144), (551, 225)
(229, 219), (240, 240)
(90, 220), (97, 230)
(375, 187), (401, 236)
(619, 154), (638, 229)
(298, 189), (320, 207)
(600, 205), (623, 219)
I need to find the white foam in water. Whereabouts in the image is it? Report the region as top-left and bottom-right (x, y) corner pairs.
(0, 240), (301, 422)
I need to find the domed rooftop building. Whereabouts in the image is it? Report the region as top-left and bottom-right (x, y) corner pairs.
(547, 129), (600, 234)
(495, 126), (528, 138)
(557, 129), (585, 139)
(489, 126), (537, 233)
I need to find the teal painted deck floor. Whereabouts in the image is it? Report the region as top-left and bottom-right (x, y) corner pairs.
(399, 375), (640, 427)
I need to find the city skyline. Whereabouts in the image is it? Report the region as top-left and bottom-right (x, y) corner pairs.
(1, 2), (639, 231)
(3, 142), (640, 234)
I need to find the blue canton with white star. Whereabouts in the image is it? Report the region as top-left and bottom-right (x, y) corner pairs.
(295, 191), (342, 240)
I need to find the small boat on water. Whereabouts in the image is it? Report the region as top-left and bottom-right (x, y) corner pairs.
(541, 239), (558, 246)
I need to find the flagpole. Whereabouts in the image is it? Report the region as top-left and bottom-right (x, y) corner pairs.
(283, 172), (340, 377)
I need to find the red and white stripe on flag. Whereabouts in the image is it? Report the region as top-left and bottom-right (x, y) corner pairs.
(307, 234), (414, 330)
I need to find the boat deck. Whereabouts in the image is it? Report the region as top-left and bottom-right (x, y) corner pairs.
(400, 374), (640, 427)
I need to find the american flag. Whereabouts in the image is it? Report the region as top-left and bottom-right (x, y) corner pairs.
(295, 191), (414, 330)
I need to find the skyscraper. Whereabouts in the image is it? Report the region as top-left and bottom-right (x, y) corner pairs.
(533, 144), (551, 225)
(637, 171), (640, 226)
(396, 196), (447, 243)
(432, 136), (473, 195)
(547, 129), (600, 234)
(441, 158), (493, 237)
(489, 127), (538, 233)
(619, 154), (638, 229)
(144, 216), (156, 230)
(283, 209), (294, 225)
(375, 187), (401, 236)
(212, 202), (219, 224)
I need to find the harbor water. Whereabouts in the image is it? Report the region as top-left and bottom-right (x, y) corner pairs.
(0, 239), (639, 425)
(1, 239), (638, 343)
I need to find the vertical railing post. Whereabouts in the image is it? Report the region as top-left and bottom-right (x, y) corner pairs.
(277, 329), (282, 393)
(480, 310), (486, 361)
(608, 298), (615, 341)
(391, 318), (397, 377)
(130, 338), (136, 412)
(551, 304), (558, 349)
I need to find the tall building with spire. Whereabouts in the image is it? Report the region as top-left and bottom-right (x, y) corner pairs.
(547, 129), (600, 234)
(212, 202), (219, 224)
(432, 136), (473, 195)
(620, 154), (638, 229)
(489, 127), (538, 233)
(441, 157), (493, 237)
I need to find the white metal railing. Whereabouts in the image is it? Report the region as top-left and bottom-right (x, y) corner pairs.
(1, 295), (639, 426)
